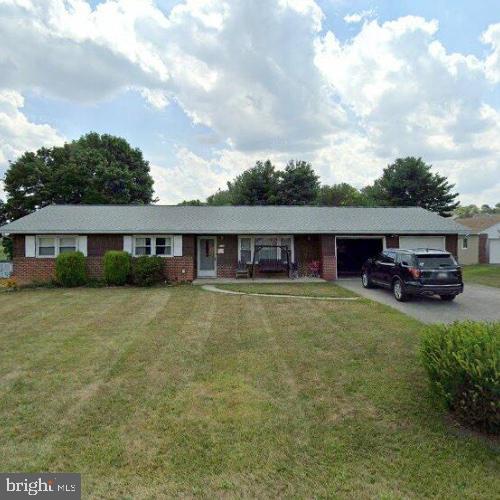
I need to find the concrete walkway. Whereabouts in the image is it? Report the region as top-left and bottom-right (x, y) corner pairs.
(338, 278), (500, 324)
(201, 284), (359, 301)
(193, 277), (325, 285)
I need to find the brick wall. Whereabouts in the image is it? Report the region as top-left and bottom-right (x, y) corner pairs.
(216, 235), (237, 278)
(320, 234), (337, 280)
(479, 234), (488, 264)
(11, 234), (195, 283)
(386, 235), (399, 248)
(445, 234), (458, 258)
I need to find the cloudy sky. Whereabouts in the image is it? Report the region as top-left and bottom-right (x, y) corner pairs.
(1, 0), (499, 205)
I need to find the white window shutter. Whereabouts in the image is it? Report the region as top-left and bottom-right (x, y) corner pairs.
(123, 235), (133, 254)
(25, 236), (36, 257)
(78, 236), (88, 256)
(173, 235), (183, 256)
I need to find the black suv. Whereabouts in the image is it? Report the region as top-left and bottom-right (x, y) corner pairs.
(361, 248), (464, 302)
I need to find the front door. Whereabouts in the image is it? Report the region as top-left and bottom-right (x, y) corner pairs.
(197, 236), (217, 277)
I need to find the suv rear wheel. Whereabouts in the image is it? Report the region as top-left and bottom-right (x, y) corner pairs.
(361, 271), (374, 289)
(393, 278), (409, 302)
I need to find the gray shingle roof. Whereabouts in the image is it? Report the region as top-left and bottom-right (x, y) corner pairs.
(0, 205), (468, 235)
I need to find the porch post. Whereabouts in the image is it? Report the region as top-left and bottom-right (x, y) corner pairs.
(320, 234), (336, 280)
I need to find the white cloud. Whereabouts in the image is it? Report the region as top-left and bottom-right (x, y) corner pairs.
(0, 90), (64, 169)
(0, 2), (499, 205)
(343, 9), (374, 24)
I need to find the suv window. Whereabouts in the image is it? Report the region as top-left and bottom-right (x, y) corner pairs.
(382, 250), (396, 264)
(416, 254), (457, 269)
(396, 252), (414, 265)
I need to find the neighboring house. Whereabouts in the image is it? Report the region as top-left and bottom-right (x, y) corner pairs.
(0, 205), (468, 283)
(456, 215), (500, 264)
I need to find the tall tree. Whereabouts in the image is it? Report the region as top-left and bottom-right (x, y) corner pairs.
(277, 160), (319, 205)
(206, 189), (234, 206)
(3, 132), (155, 221)
(365, 157), (459, 216)
(316, 183), (369, 206)
(228, 160), (280, 205)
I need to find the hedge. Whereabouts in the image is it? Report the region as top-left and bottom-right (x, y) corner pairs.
(103, 251), (131, 286)
(132, 256), (165, 286)
(55, 251), (87, 287)
(421, 321), (499, 433)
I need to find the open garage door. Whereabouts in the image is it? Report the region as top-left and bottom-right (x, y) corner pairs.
(399, 236), (445, 250)
(336, 238), (384, 277)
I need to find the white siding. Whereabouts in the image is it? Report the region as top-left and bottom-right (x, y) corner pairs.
(399, 236), (446, 250)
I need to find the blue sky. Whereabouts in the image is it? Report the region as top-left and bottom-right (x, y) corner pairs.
(1, 0), (499, 205)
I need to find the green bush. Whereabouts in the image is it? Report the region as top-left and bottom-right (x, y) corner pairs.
(55, 251), (87, 287)
(103, 251), (131, 286)
(132, 256), (165, 286)
(421, 321), (499, 433)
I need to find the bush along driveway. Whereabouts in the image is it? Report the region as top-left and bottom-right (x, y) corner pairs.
(0, 287), (498, 498)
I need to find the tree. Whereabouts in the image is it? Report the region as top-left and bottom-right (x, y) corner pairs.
(454, 204), (480, 218)
(206, 189), (234, 206)
(228, 160), (280, 205)
(316, 183), (369, 206)
(3, 132), (155, 221)
(276, 160), (319, 205)
(177, 199), (204, 206)
(0, 198), (5, 226)
(365, 157), (459, 216)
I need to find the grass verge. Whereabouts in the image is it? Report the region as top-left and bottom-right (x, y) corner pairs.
(217, 282), (357, 297)
(462, 264), (500, 288)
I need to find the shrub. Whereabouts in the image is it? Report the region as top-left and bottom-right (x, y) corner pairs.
(55, 251), (87, 287)
(132, 256), (165, 286)
(421, 321), (499, 434)
(104, 251), (131, 286)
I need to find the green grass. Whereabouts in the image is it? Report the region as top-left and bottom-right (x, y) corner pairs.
(0, 286), (498, 498)
(217, 282), (356, 297)
(462, 264), (500, 288)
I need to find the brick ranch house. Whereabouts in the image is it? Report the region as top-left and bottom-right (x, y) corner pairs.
(0, 205), (468, 283)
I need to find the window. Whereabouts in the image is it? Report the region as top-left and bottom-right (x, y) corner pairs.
(238, 236), (294, 263)
(416, 254), (457, 268)
(37, 236), (79, 257)
(59, 237), (77, 253)
(38, 237), (56, 256)
(134, 236), (173, 257)
(155, 237), (172, 256)
(134, 237), (151, 255)
(462, 236), (468, 250)
(239, 237), (252, 264)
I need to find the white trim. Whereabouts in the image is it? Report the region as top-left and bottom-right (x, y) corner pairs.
(123, 235), (133, 254)
(237, 235), (295, 264)
(197, 236), (217, 277)
(173, 235), (183, 257)
(78, 235), (88, 257)
(25, 236), (36, 258)
(35, 235), (79, 258)
(132, 235), (174, 257)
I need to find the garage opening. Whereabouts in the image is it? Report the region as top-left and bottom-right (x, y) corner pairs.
(336, 238), (383, 277)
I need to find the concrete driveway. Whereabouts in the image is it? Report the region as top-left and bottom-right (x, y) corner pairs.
(338, 278), (500, 324)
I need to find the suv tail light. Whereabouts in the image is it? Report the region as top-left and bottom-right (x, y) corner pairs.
(409, 267), (421, 279)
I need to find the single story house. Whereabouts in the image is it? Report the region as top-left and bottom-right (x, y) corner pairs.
(456, 215), (500, 264)
(0, 205), (468, 283)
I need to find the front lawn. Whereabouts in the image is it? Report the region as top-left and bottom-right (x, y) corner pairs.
(462, 264), (500, 288)
(217, 281), (356, 297)
(0, 287), (497, 497)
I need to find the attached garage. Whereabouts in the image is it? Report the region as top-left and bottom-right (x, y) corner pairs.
(399, 236), (445, 251)
(490, 239), (500, 264)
